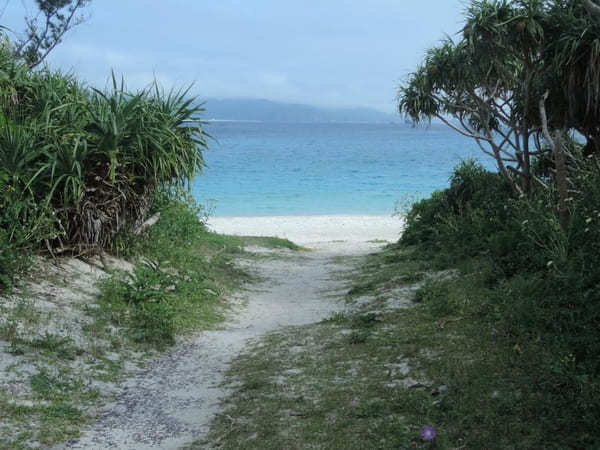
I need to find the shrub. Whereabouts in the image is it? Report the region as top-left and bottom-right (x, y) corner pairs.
(400, 189), (449, 247)
(401, 160), (519, 268)
(0, 171), (56, 290)
(128, 302), (175, 347)
(146, 189), (208, 244)
(0, 53), (209, 258)
(121, 261), (176, 305)
(399, 153), (600, 447)
(97, 261), (178, 348)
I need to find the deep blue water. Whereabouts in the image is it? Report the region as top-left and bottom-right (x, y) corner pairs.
(191, 122), (495, 217)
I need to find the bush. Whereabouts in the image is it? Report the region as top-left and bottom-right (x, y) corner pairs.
(128, 302), (175, 347)
(399, 154), (600, 447)
(401, 160), (520, 268)
(97, 261), (178, 348)
(400, 189), (449, 247)
(0, 52), (209, 259)
(0, 175), (55, 290)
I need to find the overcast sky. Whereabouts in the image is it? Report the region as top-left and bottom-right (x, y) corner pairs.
(1, 0), (468, 113)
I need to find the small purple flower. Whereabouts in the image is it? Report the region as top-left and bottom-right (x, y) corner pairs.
(421, 425), (436, 441)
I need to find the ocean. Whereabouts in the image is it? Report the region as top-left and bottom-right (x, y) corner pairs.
(191, 121), (496, 217)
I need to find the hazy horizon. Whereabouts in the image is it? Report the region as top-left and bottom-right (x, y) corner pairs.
(200, 97), (399, 121)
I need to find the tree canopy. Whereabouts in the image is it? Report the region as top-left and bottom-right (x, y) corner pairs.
(398, 0), (600, 231)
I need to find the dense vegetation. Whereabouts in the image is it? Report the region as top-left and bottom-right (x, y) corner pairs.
(378, 157), (600, 447)
(391, 0), (600, 446)
(399, 0), (600, 233)
(0, 40), (207, 290)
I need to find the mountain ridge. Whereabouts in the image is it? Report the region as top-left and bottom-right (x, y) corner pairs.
(199, 98), (398, 123)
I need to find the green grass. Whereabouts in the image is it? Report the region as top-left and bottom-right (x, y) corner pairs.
(236, 235), (305, 251)
(194, 246), (439, 449)
(198, 243), (598, 449)
(0, 363), (98, 448)
(0, 395), (88, 448)
(93, 197), (301, 349)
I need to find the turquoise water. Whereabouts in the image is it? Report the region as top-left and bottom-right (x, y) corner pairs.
(192, 122), (495, 217)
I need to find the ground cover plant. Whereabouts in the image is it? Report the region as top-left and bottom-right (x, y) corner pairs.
(93, 191), (258, 349)
(200, 159), (600, 449)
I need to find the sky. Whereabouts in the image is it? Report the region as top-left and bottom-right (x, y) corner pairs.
(0, 0), (468, 113)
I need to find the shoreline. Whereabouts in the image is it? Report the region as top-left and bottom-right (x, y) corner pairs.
(207, 214), (404, 246)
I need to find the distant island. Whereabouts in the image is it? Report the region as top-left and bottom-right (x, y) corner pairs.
(200, 98), (399, 123)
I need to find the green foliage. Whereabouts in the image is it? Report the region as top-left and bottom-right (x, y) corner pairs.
(121, 261), (177, 305)
(95, 195), (253, 349)
(128, 301), (176, 347)
(0, 228), (21, 289)
(145, 189), (209, 246)
(402, 160), (524, 273)
(400, 189), (449, 247)
(398, 0), (600, 196)
(97, 264), (177, 348)
(0, 49), (209, 290)
(394, 154), (600, 448)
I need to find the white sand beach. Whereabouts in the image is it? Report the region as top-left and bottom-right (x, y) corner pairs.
(207, 214), (404, 246)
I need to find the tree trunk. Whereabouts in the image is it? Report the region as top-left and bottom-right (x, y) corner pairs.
(522, 128), (532, 195)
(539, 94), (570, 233)
(553, 132), (570, 233)
(521, 71), (532, 195)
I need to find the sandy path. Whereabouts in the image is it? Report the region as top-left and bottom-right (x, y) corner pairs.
(57, 242), (384, 450)
(57, 215), (401, 449)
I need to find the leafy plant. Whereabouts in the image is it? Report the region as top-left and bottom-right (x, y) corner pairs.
(0, 52), (210, 260)
(122, 261), (176, 305)
(128, 301), (175, 347)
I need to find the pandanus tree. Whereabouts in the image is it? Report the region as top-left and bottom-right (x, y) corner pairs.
(399, 0), (600, 232)
(399, 0), (548, 195)
(0, 52), (208, 252)
(544, 1), (600, 153)
(584, 0), (600, 17)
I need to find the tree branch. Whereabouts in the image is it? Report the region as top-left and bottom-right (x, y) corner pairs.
(540, 92), (570, 232)
(437, 114), (484, 139)
(13, 0), (90, 68)
(584, 0), (600, 17)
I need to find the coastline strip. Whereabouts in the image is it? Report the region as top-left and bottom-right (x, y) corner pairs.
(207, 214), (404, 245)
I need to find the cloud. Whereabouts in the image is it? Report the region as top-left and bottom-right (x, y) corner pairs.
(31, 0), (468, 112)
(259, 72), (288, 87)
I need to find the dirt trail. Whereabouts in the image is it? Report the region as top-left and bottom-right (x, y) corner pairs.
(57, 241), (382, 450)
